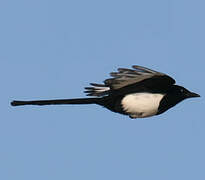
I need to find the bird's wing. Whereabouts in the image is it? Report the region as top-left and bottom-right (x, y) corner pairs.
(84, 65), (175, 97)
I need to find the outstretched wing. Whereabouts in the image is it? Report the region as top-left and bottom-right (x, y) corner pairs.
(84, 65), (175, 97)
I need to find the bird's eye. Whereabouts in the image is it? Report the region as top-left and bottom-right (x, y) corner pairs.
(180, 89), (184, 93)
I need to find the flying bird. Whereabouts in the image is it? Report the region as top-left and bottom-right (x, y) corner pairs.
(11, 65), (200, 118)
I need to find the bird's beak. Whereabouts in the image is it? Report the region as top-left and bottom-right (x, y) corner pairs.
(187, 92), (200, 98)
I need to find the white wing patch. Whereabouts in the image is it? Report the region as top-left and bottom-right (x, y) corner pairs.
(121, 93), (164, 118)
(91, 86), (110, 93)
(84, 83), (110, 96)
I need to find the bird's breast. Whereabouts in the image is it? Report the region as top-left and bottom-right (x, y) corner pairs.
(121, 93), (164, 118)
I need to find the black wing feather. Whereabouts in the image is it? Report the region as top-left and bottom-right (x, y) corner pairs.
(84, 65), (175, 97)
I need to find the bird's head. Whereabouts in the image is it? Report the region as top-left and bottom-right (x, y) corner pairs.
(171, 85), (200, 100)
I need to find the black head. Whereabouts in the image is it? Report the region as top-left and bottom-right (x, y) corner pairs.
(157, 85), (200, 115)
(171, 85), (200, 100)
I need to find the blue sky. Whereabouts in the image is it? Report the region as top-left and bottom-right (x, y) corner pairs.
(1, 0), (205, 179)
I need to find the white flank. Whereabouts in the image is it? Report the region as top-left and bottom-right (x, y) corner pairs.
(121, 93), (164, 118)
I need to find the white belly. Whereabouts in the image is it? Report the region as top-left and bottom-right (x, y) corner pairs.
(121, 93), (164, 118)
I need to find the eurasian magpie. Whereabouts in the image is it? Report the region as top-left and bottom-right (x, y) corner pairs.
(11, 65), (200, 118)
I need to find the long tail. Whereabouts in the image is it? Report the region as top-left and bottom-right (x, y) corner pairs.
(11, 98), (101, 106)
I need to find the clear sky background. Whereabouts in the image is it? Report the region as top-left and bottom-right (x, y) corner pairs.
(1, 0), (204, 179)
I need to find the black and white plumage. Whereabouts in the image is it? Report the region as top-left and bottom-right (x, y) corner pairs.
(11, 65), (200, 118)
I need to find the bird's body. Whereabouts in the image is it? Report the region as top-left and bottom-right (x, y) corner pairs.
(121, 93), (164, 118)
(11, 65), (200, 118)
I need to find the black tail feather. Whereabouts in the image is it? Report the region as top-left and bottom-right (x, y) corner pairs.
(11, 98), (101, 106)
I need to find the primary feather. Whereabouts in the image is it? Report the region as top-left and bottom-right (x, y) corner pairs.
(84, 65), (175, 97)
